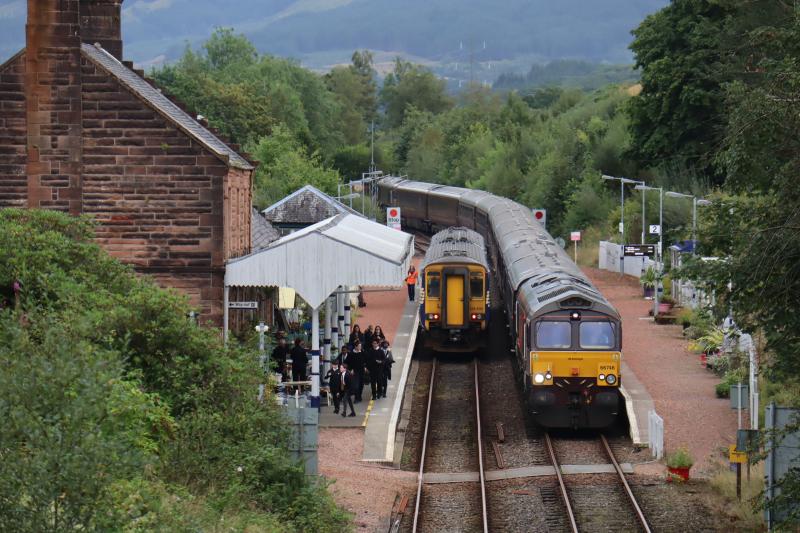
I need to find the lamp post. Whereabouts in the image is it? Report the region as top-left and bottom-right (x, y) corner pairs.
(635, 184), (663, 316)
(665, 192), (712, 256)
(602, 174), (642, 276)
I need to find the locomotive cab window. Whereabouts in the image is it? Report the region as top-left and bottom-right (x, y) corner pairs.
(470, 274), (484, 299)
(426, 273), (441, 298)
(579, 321), (616, 349)
(535, 321), (572, 349)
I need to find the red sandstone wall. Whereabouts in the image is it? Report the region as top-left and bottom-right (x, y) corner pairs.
(225, 167), (252, 260)
(81, 57), (232, 322)
(0, 53), (27, 208)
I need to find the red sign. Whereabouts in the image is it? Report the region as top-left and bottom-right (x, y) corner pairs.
(570, 231), (581, 241)
(389, 208), (398, 217)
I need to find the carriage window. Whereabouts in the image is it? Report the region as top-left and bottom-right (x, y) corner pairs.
(536, 321), (572, 349)
(427, 274), (441, 298)
(470, 275), (483, 299)
(580, 322), (616, 349)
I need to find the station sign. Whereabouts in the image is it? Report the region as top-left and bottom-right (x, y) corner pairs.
(649, 224), (661, 235)
(532, 209), (546, 228)
(570, 231), (581, 242)
(386, 207), (401, 230)
(623, 244), (656, 257)
(228, 301), (258, 309)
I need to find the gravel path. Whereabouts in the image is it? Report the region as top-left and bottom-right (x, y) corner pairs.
(584, 268), (738, 476)
(319, 428), (416, 530)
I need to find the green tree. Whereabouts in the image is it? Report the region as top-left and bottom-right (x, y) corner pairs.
(627, 0), (732, 181)
(381, 58), (454, 128)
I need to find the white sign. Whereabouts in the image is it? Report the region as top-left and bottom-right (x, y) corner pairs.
(649, 224), (661, 235)
(228, 301), (258, 309)
(531, 209), (546, 228)
(619, 222), (624, 234)
(570, 231), (581, 242)
(386, 207), (401, 230)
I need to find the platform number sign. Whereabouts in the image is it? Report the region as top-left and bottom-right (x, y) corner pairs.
(386, 207), (401, 230)
(532, 209), (546, 228)
(649, 224), (661, 235)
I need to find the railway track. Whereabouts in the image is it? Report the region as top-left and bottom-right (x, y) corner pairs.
(411, 357), (489, 533)
(544, 432), (652, 533)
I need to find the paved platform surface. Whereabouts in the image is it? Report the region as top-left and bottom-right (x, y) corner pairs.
(620, 359), (655, 447)
(586, 267), (738, 475)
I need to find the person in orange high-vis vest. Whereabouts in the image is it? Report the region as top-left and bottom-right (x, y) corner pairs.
(406, 265), (418, 302)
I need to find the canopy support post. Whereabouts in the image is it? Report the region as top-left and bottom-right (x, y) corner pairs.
(344, 286), (351, 342)
(324, 295), (332, 382)
(310, 305), (320, 408)
(223, 285), (230, 345)
(337, 288), (345, 346)
(330, 295), (339, 353)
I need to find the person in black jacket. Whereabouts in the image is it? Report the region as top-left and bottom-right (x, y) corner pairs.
(271, 336), (290, 380)
(341, 363), (356, 417)
(349, 324), (364, 349)
(364, 325), (374, 347)
(349, 340), (365, 402)
(369, 339), (388, 399)
(290, 338), (308, 382)
(381, 340), (395, 381)
(325, 363), (343, 414)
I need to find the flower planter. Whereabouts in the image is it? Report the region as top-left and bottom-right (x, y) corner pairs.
(643, 286), (655, 298)
(700, 353), (707, 368)
(667, 466), (691, 482)
(658, 302), (673, 314)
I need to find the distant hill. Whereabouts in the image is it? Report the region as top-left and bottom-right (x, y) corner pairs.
(0, 0), (667, 78)
(493, 60), (639, 93)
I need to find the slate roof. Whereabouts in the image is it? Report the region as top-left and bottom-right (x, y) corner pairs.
(251, 208), (280, 251)
(81, 43), (254, 170)
(261, 184), (360, 225)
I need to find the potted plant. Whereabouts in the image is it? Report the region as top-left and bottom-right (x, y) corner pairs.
(658, 295), (675, 314)
(640, 267), (657, 299)
(666, 447), (694, 481)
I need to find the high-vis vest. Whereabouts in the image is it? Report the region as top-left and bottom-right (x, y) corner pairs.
(406, 270), (418, 285)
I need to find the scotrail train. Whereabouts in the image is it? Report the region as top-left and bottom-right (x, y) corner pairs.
(378, 178), (622, 429)
(418, 227), (489, 352)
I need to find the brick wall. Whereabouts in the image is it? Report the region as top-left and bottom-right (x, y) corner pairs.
(0, 53), (27, 208)
(81, 57), (231, 321)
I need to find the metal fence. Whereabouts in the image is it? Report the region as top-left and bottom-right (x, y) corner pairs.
(648, 410), (664, 459)
(598, 241), (656, 278)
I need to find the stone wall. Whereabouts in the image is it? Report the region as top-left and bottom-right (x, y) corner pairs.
(0, 52), (27, 208)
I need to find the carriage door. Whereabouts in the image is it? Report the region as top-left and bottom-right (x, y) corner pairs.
(446, 275), (465, 326)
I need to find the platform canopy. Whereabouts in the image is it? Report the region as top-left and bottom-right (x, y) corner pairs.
(225, 213), (413, 308)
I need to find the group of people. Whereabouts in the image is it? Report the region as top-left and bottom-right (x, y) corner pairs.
(326, 324), (394, 417)
(269, 324), (396, 418)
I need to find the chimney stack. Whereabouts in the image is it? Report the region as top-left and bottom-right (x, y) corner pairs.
(80, 0), (123, 59)
(25, 0), (83, 213)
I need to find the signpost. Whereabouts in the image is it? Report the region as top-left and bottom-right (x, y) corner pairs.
(623, 244), (656, 257)
(386, 207), (401, 230)
(228, 301), (258, 309)
(570, 231), (581, 263)
(532, 209), (546, 228)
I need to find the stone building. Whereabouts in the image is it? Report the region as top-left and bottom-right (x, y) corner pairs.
(0, 0), (257, 324)
(262, 184), (359, 236)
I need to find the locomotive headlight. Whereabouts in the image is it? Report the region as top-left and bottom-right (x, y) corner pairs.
(534, 373), (545, 384)
(605, 374), (617, 385)
(598, 373), (606, 381)
(544, 371), (552, 381)
(433, 313), (439, 320)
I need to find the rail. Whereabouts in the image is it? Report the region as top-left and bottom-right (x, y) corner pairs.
(543, 432), (579, 533)
(600, 434), (652, 533)
(411, 358), (489, 533)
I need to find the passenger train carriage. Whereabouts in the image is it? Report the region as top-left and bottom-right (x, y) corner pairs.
(378, 177), (622, 429)
(419, 227), (489, 352)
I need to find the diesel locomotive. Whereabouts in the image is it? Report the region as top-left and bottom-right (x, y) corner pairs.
(378, 177), (622, 429)
(419, 227), (489, 352)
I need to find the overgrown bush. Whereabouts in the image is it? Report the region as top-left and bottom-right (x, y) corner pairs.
(0, 209), (351, 532)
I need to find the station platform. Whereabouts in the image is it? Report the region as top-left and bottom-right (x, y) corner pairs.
(620, 360), (655, 447)
(318, 287), (420, 464)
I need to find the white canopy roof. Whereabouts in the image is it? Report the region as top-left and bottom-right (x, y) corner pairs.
(225, 214), (414, 308)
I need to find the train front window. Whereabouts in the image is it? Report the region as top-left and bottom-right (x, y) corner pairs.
(427, 274), (441, 298)
(580, 322), (616, 349)
(470, 275), (483, 299)
(535, 321), (571, 349)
